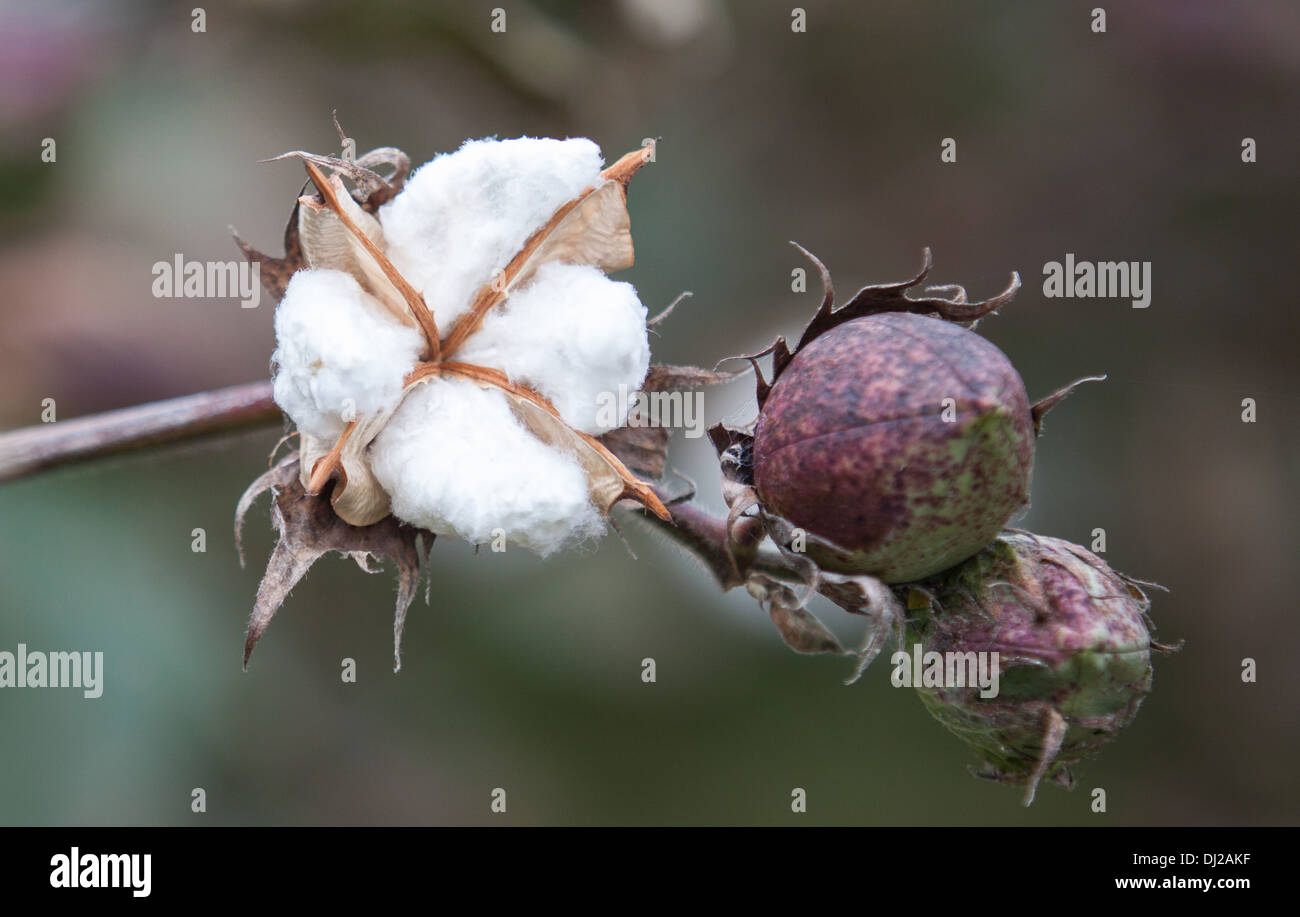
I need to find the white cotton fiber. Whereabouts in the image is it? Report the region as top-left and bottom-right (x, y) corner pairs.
(378, 136), (604, 329)
(369, 376), (605, 556)
(271, 269), (425, 440)
(455, 262), (650, 434)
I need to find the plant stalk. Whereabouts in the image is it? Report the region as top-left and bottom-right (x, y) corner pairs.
(0, 381), (280, 483)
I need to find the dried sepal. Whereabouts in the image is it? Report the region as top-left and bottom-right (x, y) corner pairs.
(707, 423), (755, 488)
(647, 291), (692, 328)
(642, 363), (740, 391)
(1030, 374), (1107, 435)
(238, 456), (432, 672)
(813, 570), (905, 685)
(597, 425), (668, 480)
(705, 423), (904, 680)
(793, 242), (1021, 351)
(235, 453), (298, 568)
(233, 131), (410, 305)
(300, 415), (393, 527)
(705, 424), (762, 576)
(746, 574), (847, 656)
(763, 511), (903, 683)
(597, 360), (741, 479)
(714, 339), (789, 407)
(723, 245), (1021, 411)
(262, 148), (408, 209)
(231, 198), (305, 306)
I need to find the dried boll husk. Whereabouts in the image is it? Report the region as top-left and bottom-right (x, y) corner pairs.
(233, 130), (717, 668)
(902, 532), (1173, 805)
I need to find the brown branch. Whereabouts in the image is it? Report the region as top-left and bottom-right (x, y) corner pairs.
(0, 381), (279, 483)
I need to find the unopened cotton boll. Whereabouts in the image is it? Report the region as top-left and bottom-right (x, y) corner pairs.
(271, 269), (425, 441)
(456, 262), (650, 434)
(378, 136), (604, 329)
(369, 376), (605, 556)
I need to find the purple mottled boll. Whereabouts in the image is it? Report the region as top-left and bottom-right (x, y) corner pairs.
(903, 532), (1159, 805)
(753, 312), (1034, 583)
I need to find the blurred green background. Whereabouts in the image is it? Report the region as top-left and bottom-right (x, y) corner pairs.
(1, 0), (1296, 825)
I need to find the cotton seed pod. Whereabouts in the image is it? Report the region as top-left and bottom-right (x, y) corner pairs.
(753, 311), (1034, 583)
(902, 532), (1163, 805)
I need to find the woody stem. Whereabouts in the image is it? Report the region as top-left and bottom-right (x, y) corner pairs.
(637, 496), (801, 589)
(0, 381), (280, 484)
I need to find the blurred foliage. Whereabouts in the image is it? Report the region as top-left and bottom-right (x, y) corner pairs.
(0, 0), (1296, 824)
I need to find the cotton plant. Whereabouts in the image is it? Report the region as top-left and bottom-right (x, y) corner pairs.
(235, 132), (713, 668)
(0, 120), (1168, 806)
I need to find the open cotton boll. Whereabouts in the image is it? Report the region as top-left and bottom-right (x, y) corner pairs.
(456, 262), (650, 434)
(370, 376), (605, 556)
(271, 268), (425, 441)
(379, 136), (603, 329)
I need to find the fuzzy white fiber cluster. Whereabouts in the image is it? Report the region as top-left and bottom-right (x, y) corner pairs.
(380, 136), (604, 330)
(270, 136), (650, 557)
(271, 269), (424, 440)
(370, 377), (604, 556)
(457, 260), (649, 433)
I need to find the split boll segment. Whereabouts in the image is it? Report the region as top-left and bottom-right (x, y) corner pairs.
(370, 377), (605, 557)
(271, 269), (425, 441)
(901, 532), (1168, 805)
(379, 137), (606, 332)
(456, 260), (650, 435)
(265, 135), (662, 555)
